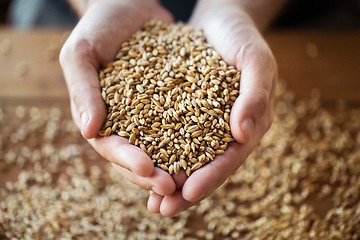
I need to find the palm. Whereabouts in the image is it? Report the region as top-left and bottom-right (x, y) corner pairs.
(61, 0), (276, 217)
(60, 0), (177, 197)
(76, 1), (173, 67)
(148, 5), (276, 216)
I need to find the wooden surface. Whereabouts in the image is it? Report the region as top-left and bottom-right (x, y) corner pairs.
(0, 29), (359, 238)
(269, 31), (360, 104)
(0, 29), (360, 104)
(0, 29), (70, 103)
(0, 29), (359, 182)
(0, 29), (359, 184)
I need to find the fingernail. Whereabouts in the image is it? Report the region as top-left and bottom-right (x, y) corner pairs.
(241, 118), (254, 142)
(80, 112), (89, 133)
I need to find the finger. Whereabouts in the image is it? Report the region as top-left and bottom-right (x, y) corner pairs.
(60, 39), (106, 140)
(60, 1), (174, 139)
(183, 93), (275, 203)
(68, 1), (175, 66)
(172, 170), (187, 189)
(88, 135), (154, 177)
(230, 46), (277, 143)
(159, 190), (195, 217)
(112, 163), (176, 196)
(188, 7), (276, 144)
(150, 4), (174, 25)
(147, 191), (163, 213)
(182, 141), (249, 202)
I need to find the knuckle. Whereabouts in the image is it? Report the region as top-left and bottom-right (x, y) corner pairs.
(59, 37), (97, 68)
(69, 84), (84, 110)
(73, 38), (96, 59)
(252, 88), (270, 117)
(245, 45), (277, 73)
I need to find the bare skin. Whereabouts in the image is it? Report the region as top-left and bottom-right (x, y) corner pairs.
(61, 0), (285, 217)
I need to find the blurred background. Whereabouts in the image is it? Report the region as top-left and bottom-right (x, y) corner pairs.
(0, 0), (359, 29)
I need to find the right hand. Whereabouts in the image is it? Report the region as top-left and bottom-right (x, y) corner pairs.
(147, 0), (277, 216)
(60, 0), (176, 196)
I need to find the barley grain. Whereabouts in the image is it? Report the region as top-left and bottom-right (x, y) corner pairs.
(98, 20), (240, 175)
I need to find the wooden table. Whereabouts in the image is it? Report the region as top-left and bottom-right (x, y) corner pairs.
(0, 29), (360, 238)
(0, 30), (360, 105)
(1, 29), (360, 183)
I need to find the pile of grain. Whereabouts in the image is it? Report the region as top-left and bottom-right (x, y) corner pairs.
(98, 20), (240, 175)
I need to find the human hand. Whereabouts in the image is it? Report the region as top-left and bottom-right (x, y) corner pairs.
(147, 0), (277, 216)
(60, 0), (177, 196)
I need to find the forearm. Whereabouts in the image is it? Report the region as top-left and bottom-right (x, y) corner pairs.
(194, 0), (287, 32)
(67, 0), (162, 17)
(67, 0), (95, 16)
(236, 0), (287, 31)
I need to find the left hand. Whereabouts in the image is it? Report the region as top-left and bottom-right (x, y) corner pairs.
(60, 0), (176, 197)
(147, 0), (277, 217)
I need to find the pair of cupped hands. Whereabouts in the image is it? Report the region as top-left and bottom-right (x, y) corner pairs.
(60, 0), (277, 217)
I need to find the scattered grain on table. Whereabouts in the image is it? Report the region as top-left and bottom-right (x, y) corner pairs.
(1, 81), (360, 239)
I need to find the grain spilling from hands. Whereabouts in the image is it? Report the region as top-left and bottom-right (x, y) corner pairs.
(98, 20), (240, 175)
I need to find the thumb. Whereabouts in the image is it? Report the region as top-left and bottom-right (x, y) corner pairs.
(60, 38), (106, 139)
(188, 5), (276, 144)
(230, 46), (276, 144)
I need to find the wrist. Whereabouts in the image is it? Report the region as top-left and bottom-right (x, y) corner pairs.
(68, 0), (162, 17)
(67, 0), (95, 16)
(236, 0), (287, 31)
(194, 0), (286, 32)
